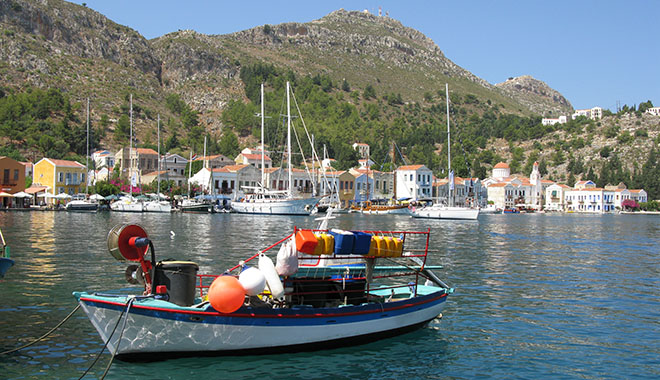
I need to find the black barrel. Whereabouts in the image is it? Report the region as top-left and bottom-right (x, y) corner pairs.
(153, 261), (199, 306)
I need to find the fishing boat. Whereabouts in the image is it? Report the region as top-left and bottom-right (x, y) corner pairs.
(411, 84), (479, 221)
(0, 228), (13, 278)
(74, 222), (452, 360)
(231, 83), (321, 215)
(66, 98), (98, 212)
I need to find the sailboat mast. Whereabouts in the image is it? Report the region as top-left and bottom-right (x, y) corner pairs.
(287, 81), (292, 199)
(85, 97), (89, 194)
(445, 84), (453, 206)
(157, 114), (160, 197)
(129, 93), (133, 197)
(188, 150), (193, 196)
(261, 83), (265, 189)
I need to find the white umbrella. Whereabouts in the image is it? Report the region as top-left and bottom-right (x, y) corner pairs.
(0, 192), (14, 198)
(43, 193), (57, 199)
(55, 193), (72, 199)
(12, 191), (32, 198)
(89, 194), (104, 201)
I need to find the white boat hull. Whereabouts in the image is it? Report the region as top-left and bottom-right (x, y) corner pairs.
(411, 206), (479, 220)
(143, 201), (172, 213)
(76, 289), (446, 358)
(110, 200), (144, 212)
(66, 200), (98, 212)
(361, 207), (411, 215)
(231, 197), (320, 215)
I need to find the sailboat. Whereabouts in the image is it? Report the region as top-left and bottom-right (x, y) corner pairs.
(66, 98), (99, 212)
(411, 84), (479, 220)
(231, 82), (321, 215)
(144, 114), (172, 213)
(180, 150), (211, 213)
(111, 94), (144, 212)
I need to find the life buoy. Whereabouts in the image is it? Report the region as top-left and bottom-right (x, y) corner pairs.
(258, 253), (284, 300)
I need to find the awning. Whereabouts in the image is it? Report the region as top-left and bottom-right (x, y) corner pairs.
(89, 194), (104, 201)
(25, 186), (48, 194)
(0, 192), (14, 198)
(55, 193), (72, 199)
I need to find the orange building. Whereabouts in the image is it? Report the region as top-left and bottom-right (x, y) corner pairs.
(0, 156), (26, 208)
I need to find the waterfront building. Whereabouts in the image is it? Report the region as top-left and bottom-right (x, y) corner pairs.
(92, 150), (115, 170)
(33, 158), (86, 195)
(160, 153), (188, 187)
(395, 165), (433, 201)
(564, 187), (616, 213)
(433, 176), (486, 207)
(189, 167), (238, 195)
(371, 170), (394, 200)
(337, 170), (356, 208)
(114, 147), (159, 183)
(1, 156), (27, 207)
(234, 152), (272, 169)
(485, 161), (552, 210)
(545, 183), (572, 211)
(194, 154), (233, 169)
(349, 169), (375, 203)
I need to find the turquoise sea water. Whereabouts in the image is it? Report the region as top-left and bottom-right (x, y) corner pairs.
(0, 211), (658, 379)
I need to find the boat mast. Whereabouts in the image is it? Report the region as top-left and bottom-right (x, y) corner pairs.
(261, 83), (265, 191)
(287, 81), (292, 199)
(188, 150), (193, 196)
(157, 114), (160, 198)
(85, 97), (89, 195)
(445, 83), (453, 207)
(129, 93), (133, 198)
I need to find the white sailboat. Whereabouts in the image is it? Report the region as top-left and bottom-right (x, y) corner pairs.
(231, 82), (321, 215)
(67, 98), (99, 212)
(111, 94), (144, 213)
(144, 114), (172, 213)
(411, 84), (479, 220)
(180, 150), (210, 213)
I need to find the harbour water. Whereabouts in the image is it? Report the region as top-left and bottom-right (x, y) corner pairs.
(1, 211), (658, 379)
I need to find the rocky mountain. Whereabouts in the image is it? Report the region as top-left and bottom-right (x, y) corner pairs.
(5, 0), (658, 194)
(496, 75), (573, 116)
(1, 1), (564, 135)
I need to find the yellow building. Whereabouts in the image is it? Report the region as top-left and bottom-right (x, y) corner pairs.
(33, 158), (87, 195)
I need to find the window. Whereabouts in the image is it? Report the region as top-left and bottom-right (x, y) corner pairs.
(59, 172), (64, 182)
(340, 181), (344, 190)
(350, 182), (353, 190)
(13, 169), (19, 180)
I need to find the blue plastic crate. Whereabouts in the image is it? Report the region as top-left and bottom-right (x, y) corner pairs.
(328, 229), (355, 255)
(351, 231), (372, 255)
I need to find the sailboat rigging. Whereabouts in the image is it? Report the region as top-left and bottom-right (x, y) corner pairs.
(411, 84), (479, 220)
(66, 97), (99, 212)
(144, 114), (172, 212)
(231, 82), (321, 215)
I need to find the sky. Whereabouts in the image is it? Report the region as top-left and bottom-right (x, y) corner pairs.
(74, 0), (659, 111)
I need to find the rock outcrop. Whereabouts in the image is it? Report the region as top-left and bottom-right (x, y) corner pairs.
(495, 75), (573, 116)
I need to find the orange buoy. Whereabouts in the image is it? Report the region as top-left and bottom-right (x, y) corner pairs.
(208, 275), (246, 313)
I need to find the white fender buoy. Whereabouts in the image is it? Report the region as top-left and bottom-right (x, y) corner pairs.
(258, 253), (284, 300)
(238, 266), (266, 296)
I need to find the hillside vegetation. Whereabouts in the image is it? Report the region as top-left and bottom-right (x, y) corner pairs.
(0, 0), (658, 198)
